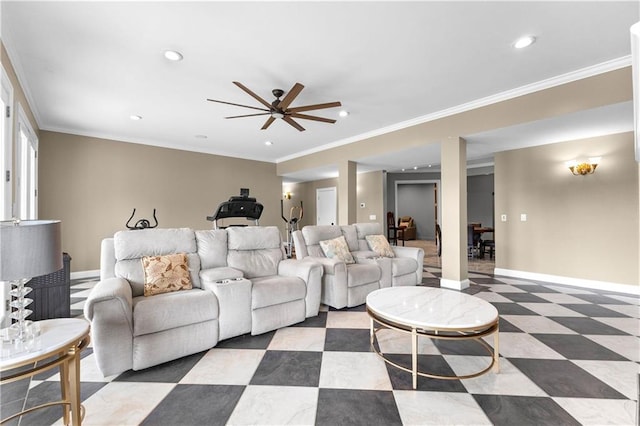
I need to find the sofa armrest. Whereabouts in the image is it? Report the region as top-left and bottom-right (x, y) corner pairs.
(352, 250), (378, 262)
(83, 277), (134, 376)
(278, 259), (324, 318)
(392, 246), (424, 282)
(298, 256), (347, 277)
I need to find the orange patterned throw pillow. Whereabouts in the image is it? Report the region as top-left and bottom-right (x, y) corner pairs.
(142, 253), (192, 296)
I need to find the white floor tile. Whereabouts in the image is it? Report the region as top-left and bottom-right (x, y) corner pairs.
(70, 381), (175, 426)
(542, 285), (595, 294)
(227, 385), (318, 426)
(534, 292), (592, 304)
(584, 335), (640, 362)
(604, 294), (640, 305)
(474, 291), (513, 303)
(519, 302), (586, 317)
(552, 397), (638, 426)
(572, 360), (640, 400)
(593, 317), (640, 336)
(485, 284), (526, 293)
(319, 352), (392, 390)
(268, 327), (326, 351)
(179, 348), (265, 385)
(394, 390), (493, 425)
(445, 356), (548, 397)
(489, 332), (564, 359)
(494, 278), (535, 286)
(44, 353), (117, 383)
(325, 311), (370, 329)
(500, 315), (576, 334)
(602, 304), (640, 319)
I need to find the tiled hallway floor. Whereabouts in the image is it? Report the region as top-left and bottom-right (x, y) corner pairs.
(1, 269), (638, 425)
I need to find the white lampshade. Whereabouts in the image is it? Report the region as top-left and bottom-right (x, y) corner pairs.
(0, 220), (63, 281)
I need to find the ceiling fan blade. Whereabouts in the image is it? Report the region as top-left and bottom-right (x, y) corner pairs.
(278, 83), (304, 111)
(283, 116), (305, 132)
(289, 112), (336, 124)
(233, 81), (273, 109)
(225, 112), (271, 119)
(207, 98), (270, 112)
(287, 101), (342, 113)
(261, 116), (276, 130)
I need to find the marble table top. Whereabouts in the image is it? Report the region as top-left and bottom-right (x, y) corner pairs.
(366, 287), (498, 330)
(1, 318), (90, 367)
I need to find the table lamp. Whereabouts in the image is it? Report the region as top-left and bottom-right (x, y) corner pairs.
(0, 219), (62, 342)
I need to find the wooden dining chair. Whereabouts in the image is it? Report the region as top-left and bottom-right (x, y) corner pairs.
(387, 212), (399, 245)
(435, 223), (442, 257)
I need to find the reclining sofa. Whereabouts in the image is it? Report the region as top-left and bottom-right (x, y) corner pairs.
(292, 223), (424, 309)
(84, 226), (322, 377)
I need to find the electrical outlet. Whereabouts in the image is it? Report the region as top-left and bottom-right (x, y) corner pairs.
(520, 214), (527, 222)
(501, 214), (507, 222)
(369, 215), (376, 220)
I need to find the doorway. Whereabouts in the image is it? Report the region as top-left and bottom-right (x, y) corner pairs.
(395, 180), (440, 240)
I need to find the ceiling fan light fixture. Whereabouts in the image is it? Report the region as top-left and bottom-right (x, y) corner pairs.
(513, 35), (536, 49)
(264, 141), (273, 146)
(339, 110), (349, 118)
(129, 115), (142, 121)
(164, 50), (183, 61)
(271, 112), (285, 119)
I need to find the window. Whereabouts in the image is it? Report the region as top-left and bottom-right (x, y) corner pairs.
(0, 66), (12, 220)
(15, 104), (38, 220)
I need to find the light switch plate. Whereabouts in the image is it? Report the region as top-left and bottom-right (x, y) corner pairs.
(369, 215), (376, 220)
(501, 214), (507, 222)
(520, 214), (527, 222)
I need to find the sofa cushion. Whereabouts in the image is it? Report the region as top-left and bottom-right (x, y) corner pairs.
(195, 230), (228, 269)
(365, 235), (395, 258)
(340, 225), (359, 252)
(132, 289), (218, 336)
(251, 276), (306, 309)
(114, 228), (201, 296)
(392, 257), (419, 276)
(320, 236), (355, 264)
(142, 253), (192, 296)
(227, 226), (282, 250)
(346, 263), (381, 287)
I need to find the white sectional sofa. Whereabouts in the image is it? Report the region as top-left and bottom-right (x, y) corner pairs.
(292, 223), (424, 309)
(84, 226), (322, 377)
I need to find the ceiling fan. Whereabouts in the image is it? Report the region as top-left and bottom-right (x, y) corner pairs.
(207, 82), (342, 132)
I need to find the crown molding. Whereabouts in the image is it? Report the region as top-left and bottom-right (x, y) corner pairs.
(276, 56), (632, 163)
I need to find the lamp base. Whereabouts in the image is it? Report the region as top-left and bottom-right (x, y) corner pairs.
(6, 278), (35, 341)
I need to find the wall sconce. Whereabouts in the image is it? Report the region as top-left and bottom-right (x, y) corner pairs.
(565, 157), (601, 176)
(283, 192), (292, 200)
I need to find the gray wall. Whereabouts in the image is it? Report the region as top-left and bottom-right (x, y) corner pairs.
(387, 171), (494, 241)
(397, 183), (435, 239)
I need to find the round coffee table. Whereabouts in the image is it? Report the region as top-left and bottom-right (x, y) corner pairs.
(366, 286), (499, 389)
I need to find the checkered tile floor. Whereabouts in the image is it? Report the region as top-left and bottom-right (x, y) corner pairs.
(2, 268), (639, 425)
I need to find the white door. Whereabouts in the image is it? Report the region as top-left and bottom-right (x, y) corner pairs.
(1, 67), (12, 220)
(316, 187), (337, 225)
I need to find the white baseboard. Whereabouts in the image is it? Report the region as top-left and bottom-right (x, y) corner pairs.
(440, 278), (470, 291)
(71, 270), (100, 280)
(494, 268), (640, 295)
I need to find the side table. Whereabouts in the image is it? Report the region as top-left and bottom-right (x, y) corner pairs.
(1, 318), (90, 425)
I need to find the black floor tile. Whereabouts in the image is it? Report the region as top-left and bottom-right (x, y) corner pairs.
(490, 303), (538, 316)
(509, 358), (626, 399)
(512, 284), (559, 293)
(560, 304), (630, 318)
(570, 293), (633, 305)
(114, 351), (207, 383)
(215, 330), (275, 349)
(474, 394), (581, 426)
(250, 350), (322, 387)
(384, 354), (467, 392)
(324, 328), (372, 352)
(140, 384), (244, 426)
(549, 317), (630, 335)
(329, 304), (366, 312)
(531, 334), (629, 361)
(292, 311), (327, 328)
(500, 292), (550, 303)
(499, 317), (523, 333)
(316, 388), (402, 426)
(433, 339), (491, 356)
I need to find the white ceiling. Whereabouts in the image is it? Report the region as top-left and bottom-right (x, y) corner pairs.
(2, 1), (637, 182)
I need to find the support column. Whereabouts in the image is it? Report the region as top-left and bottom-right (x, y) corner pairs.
(338, 160), (357, 225)
(440, 136), (469, 290)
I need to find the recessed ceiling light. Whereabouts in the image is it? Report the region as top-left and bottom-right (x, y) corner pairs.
(428, 164), (432, 168)
(513, 35), (536, 49)
(164, 50), (183, 61)
(401, 168), (405, 172)
(413, 166), (418, 170)
(130, 115), (142, 120)
(195, 134), (207, 139)
(339, 110), (349, 118)
(265, 141), (273, 146)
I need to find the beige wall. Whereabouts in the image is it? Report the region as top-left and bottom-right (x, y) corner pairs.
(282, 170), (384, 230)
(39, 131), (282, 272)
(495, 132), (639, 287)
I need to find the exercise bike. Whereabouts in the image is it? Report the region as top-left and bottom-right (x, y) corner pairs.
(281, 199), (303, 258)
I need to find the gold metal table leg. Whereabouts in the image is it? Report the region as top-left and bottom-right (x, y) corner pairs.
(411, 328), (417, 389)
